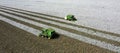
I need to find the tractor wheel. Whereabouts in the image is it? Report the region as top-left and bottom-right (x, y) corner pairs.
(40, 34), (44, 38)
(41, 35), (44, 37)
(39, 34), (42, 37)
(48, 37), (51, 39)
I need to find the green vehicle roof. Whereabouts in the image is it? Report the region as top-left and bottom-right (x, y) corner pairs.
(47, 28), (55, 32)
(42, 28), (55, 32)
(67, 15), (74, 18)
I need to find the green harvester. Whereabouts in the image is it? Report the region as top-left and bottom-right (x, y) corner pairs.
(39, 28), (55, 39)
(65, 14), (77, 21)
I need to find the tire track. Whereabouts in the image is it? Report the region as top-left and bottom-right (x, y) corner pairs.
(0, 11), (120, 52)
(1, 8), (120, 43)
(0, 5), (63, 19)
(0, 8), (120, 46)
(0, 5), (120, 37)
(0, 17), (40, 36)
(0, 19), (114, 53)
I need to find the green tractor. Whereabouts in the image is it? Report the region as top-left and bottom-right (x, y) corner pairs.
(39, 28), (56, 39)
(64, 14), (77, 21)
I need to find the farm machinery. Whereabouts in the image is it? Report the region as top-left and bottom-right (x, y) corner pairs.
(39, 15), (76, 39)
(39, 28), (56, 39)
(64, 14), (77, 21)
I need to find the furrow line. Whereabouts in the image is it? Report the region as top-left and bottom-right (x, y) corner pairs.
(0, 12), (120, 52)
(0, 6), (120, 37)
(0, 17), (40, 36)
(0, 9), (120, 46)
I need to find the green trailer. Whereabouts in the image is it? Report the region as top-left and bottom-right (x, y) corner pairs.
(39, 28), (55, 39)
(64, 14), (77, 21)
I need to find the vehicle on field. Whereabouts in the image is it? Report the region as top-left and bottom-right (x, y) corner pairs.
(64, 14), (77, 21)
(39, 28), (56, 39)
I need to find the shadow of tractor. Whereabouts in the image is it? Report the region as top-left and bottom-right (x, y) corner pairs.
(51, 32), (60, 39)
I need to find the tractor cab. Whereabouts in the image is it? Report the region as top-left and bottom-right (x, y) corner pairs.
(40, 28), (55, 39)
(64, 14), (77, 21)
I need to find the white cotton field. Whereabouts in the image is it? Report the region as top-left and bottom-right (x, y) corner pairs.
(0, 0), (120, 34)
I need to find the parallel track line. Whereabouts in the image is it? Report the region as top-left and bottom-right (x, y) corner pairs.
(0, 12), (120, 52)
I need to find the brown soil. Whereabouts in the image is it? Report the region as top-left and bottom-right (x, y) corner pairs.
(0, 21), (115, 53)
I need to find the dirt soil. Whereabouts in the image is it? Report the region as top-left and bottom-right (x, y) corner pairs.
(0, 20), (114, 53)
